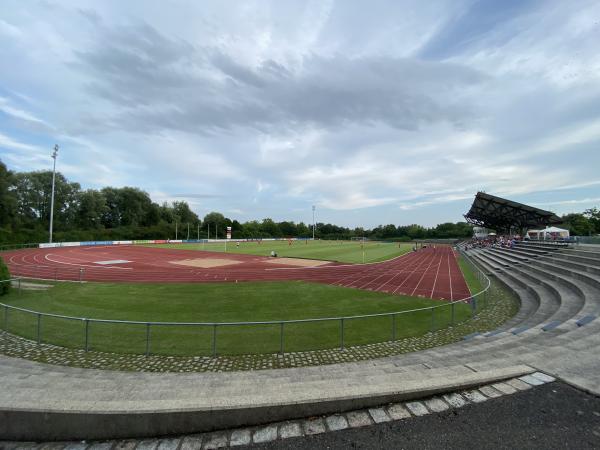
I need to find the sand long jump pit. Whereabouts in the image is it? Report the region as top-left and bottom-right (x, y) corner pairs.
(169, 258), (244, 268)
(265, 257), (331, 267)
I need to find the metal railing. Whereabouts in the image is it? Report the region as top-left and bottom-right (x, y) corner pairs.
(0, 259), (492, 357)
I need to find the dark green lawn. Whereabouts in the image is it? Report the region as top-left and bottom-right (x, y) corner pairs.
(0, 280), (472, 356)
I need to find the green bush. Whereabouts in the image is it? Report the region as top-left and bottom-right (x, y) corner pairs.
(0, 256), (10, 296)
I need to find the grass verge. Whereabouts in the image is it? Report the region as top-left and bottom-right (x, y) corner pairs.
(0, 280), (470, 356)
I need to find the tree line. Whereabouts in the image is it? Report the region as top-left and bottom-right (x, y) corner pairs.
(1, 159), (597, 244)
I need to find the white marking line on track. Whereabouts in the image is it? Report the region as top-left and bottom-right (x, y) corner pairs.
(264, 250), (414, 271)
(391, 251), (435, 295)
(448, 252), (454, 301)
(45, 254), (132, 270)
(352, 253), (426, 294)
(429, 252), (443, 299)
(353, 268), (396, 290)
(94, 260), (131, 265)
(409, 251), (441, 297)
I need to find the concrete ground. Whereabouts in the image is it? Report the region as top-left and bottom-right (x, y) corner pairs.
(250, 382), (600, 450)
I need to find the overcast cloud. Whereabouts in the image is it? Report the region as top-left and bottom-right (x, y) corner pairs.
(1, 0), (599, 227)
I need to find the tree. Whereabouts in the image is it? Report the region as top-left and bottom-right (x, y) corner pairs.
(584, 208), (600, 234)
(159, 202), (175, 223)
(278, 221), (297, 237)
(406, 224), (426, 239)
(297, 222), (310, 237)
(118, 187), (154, 227)
(243, 220), (261, 238)
(0, 256), (10, 295)
(172, 201), (198, 225)
(12, 171), (80, 230)
(260, 218), (281, 237)
(0, 160), (16, 228)
(381, 224), (397, 238)
(76, 189), (107, 229)
(203, 212), (226, 238)
(561, 213), (593, 236)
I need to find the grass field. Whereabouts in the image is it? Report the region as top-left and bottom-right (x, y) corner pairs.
(458, 255), (484, 295)
(147, 240), (412, 264)
(0, 280), (473, 356)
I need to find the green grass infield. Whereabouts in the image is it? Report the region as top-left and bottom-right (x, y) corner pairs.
(0, 279), (474, 356)
(146, 240), (413, 264)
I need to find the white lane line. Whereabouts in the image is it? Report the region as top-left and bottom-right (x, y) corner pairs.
(391, 251), (434, 295)
(429, 251), (444, 298)
(45, 254), (132, 270)
(448, 252), (454, 301)
(410, 251), (441, 297)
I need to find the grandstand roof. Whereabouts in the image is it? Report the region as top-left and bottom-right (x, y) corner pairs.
(464, 192), (562, 232)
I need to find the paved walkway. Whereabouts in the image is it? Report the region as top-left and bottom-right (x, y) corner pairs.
(250, 381), (600, 450)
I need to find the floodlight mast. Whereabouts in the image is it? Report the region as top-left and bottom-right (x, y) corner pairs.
(312, 205), (316, 240)
(49, 144), (59, 244)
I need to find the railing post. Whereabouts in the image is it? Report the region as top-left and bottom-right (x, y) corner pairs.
(471, 297), (476, 317)
(84, 319), (90, 352)
(36, 313), (41, 344)
(145, 323), (151, 356)
(340, 318), (345, 351)
(279, 322), (284, 355)
(79, 268), (84, 283)
(391, 314), (396, 341)
(430, 307), (435, 332)
(212, 324), (217, 357)
(451, 303), (455, 325)
(54, 268), (58, 281)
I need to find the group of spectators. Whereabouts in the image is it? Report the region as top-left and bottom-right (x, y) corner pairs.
(465, 235), (522, 250)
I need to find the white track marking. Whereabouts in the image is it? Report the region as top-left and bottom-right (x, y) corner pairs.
(410, 251), (441, 297)
(390, 251), (434, 295)
(429, 252), (444, 299)
(45, 253), (132, 269)
(265, 250), (413, 270)
(448, 252), (454, 301)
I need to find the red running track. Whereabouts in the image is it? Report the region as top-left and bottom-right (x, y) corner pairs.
(2, 245), (471, 301)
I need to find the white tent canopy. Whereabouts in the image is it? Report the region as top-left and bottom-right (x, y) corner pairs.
(542, 227), (569, 233)
(527, 227), (569, 239)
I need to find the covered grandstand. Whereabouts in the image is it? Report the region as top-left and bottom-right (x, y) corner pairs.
(464, 192), (562, 234)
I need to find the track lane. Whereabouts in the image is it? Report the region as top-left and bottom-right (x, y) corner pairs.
(1, 245), (472, 301)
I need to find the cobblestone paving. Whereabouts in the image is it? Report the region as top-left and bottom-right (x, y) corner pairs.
(0, 281), (518, 372)
(0, 373), (553, 449)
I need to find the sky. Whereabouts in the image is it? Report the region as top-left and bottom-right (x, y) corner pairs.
(1, 0), (600, 228)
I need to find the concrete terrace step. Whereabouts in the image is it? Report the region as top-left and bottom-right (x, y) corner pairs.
(0, 356), (534, 441)
(497, 269), (559, 329)
(512, 245), (553, 256)
(467, 253), (540, 331)
(549, 252), (600, 270)
(516, 241), (569, 250)
(493, 246), (537, 260)
(542, 254), (600, 277)
(530, 258), (600, 291)
(472, 250), (510, 269)
(561, 248), (600, 260)
(484, 248), (529, 266)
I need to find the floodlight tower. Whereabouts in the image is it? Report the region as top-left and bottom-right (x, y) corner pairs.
(312, 205), (316, 240)
(49, 144), (59, 243)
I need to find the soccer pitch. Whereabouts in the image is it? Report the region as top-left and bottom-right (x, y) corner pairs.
(148, 240), (413, 264)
